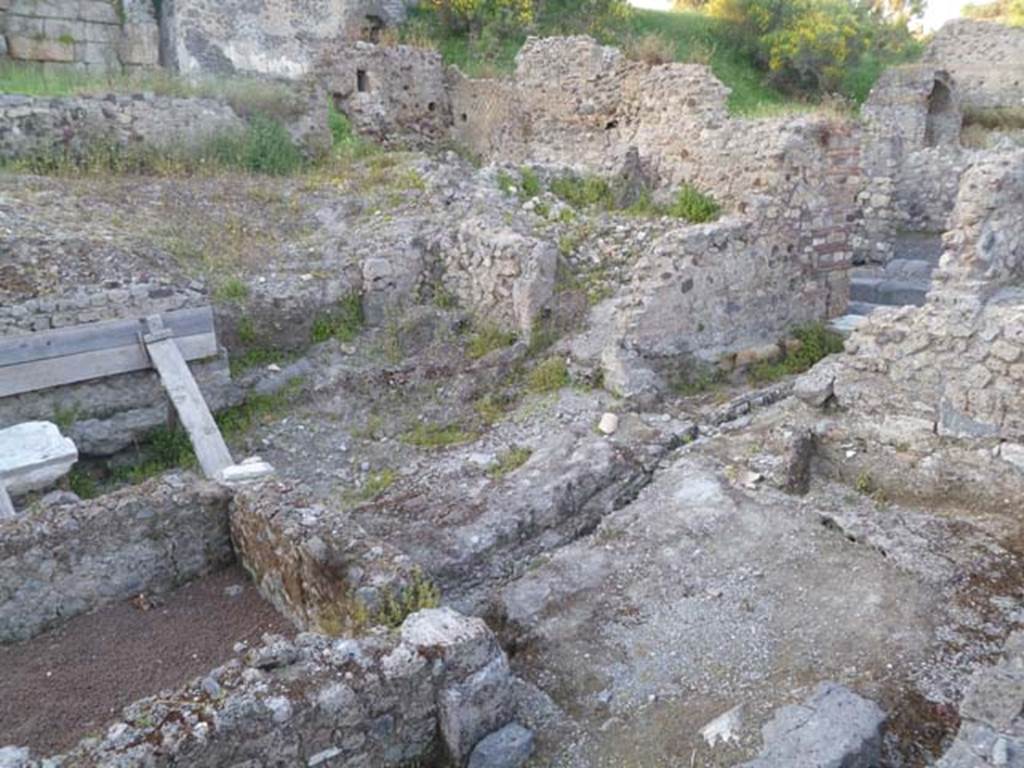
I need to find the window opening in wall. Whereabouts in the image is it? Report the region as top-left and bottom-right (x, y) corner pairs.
(357, 69), (369, 93)
(363, 15), (384, 43)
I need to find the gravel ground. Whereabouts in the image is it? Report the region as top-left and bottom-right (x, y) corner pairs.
(0, 565), (293, 756)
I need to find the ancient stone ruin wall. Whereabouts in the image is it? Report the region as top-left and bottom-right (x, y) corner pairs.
(613, 217), (839, 368)
(439, 216), (558, 337)
(42, 608), (526, 768)
(0, 86), (330, 163)
(0, 0), (158, 71)
(160, 0), (410, 78)
(797, 151), (1024, 501)
(447, 37), (859, 383)
(857, 65), (971, 262)
(318, 42), (452, 144)
(923, 19), (1024, 110)
(0, 474), (233, 642)
(230, 482), (419, 635)
(0, 92), (244, 162)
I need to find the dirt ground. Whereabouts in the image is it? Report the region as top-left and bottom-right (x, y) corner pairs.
(0, 565), (293, 755)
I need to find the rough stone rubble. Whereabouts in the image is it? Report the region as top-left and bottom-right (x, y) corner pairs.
(1, 11), (1024, 768)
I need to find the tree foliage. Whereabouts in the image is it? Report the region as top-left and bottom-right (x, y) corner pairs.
(704, 0), (920, 92)
(424, 0), (630, 34)
(962, 0), (1024, 25)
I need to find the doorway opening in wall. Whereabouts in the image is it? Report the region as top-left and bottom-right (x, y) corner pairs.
(924, 78), (958, 147)
(357, 69), (369, 93)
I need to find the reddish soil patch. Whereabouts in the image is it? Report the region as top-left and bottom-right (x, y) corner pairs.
(0, 565), (293, 756)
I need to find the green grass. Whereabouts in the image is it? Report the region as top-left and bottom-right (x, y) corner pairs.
(310, 293), (366, 344)
(748, 323), (844, 384)
(527, 357), (570, 393)
(373, 569), (442, 629)
(11, 114), (305, 177)
(214, 278), (250, 303)
(550, 174), (615, 210)
(215, 377), (305, 441)
(667, 183), (721, 222)
(401, 421), (478, 449)
(402, 4), (914, 113)
(488, 445), (533, 478)
(344, 468), (398, 504)
(403, 6), (793, 114)
(0, 61), (307, 120)
(467, 322), (518, 359)
(229, 346), (290, 376)
(328, 102), (381, 160)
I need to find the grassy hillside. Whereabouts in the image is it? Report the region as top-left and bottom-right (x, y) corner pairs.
(401, 4), (920, 115)
(403, 6), (792, 113)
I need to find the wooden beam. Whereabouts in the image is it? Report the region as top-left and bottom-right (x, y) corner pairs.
(0, 484), (13, 520)
(0, 332), (217, 398)
(143, 316), (233, 480)
(0, 306), (215, 369)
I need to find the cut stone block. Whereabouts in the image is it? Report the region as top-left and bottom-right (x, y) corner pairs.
(218, 456), (275, 486)
(740, 682), (885, 768)
(6, 35), (75, 62)
(0, 421), (78, 496)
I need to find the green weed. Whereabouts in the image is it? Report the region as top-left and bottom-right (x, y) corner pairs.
(488, 445), (532, 478)
(310, 293), (365, 344)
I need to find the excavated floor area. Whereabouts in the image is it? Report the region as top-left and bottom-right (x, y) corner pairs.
(0, 565), (292, 754)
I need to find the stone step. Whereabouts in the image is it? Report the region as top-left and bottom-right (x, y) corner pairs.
(828, 314), (868, 337)
(847, 301), (886, 316)
(893, 232), (944, 263)
(885, 258), (936, 282)
(850, 277), (928, 307)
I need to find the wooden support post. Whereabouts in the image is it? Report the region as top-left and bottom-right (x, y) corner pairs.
(142, 315), (234, 480)
(0, 483), (14, 520)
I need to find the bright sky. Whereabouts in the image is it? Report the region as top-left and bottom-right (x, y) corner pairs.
(628, 0), (964, 31)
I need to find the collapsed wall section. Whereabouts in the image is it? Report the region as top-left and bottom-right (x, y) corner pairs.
(0, 92), (245, 162)
(0, 473), (233, 643)
(230, 482), (418, 635)
(0, 87), (329, 164)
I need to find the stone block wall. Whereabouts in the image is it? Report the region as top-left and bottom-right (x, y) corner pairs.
(0, 473), (233, 642)
(923, 19), (1024, 110)
(796, 151), (1024, 504)
(34, 608), (526, 768)
(0, 0), (159, 72)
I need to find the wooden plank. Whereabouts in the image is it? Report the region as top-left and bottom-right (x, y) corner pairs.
(0, 483), (13, 519)
(0, 332), (217, 398)
(143, 323), (233, 480)
(0, 306), (214, 369)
